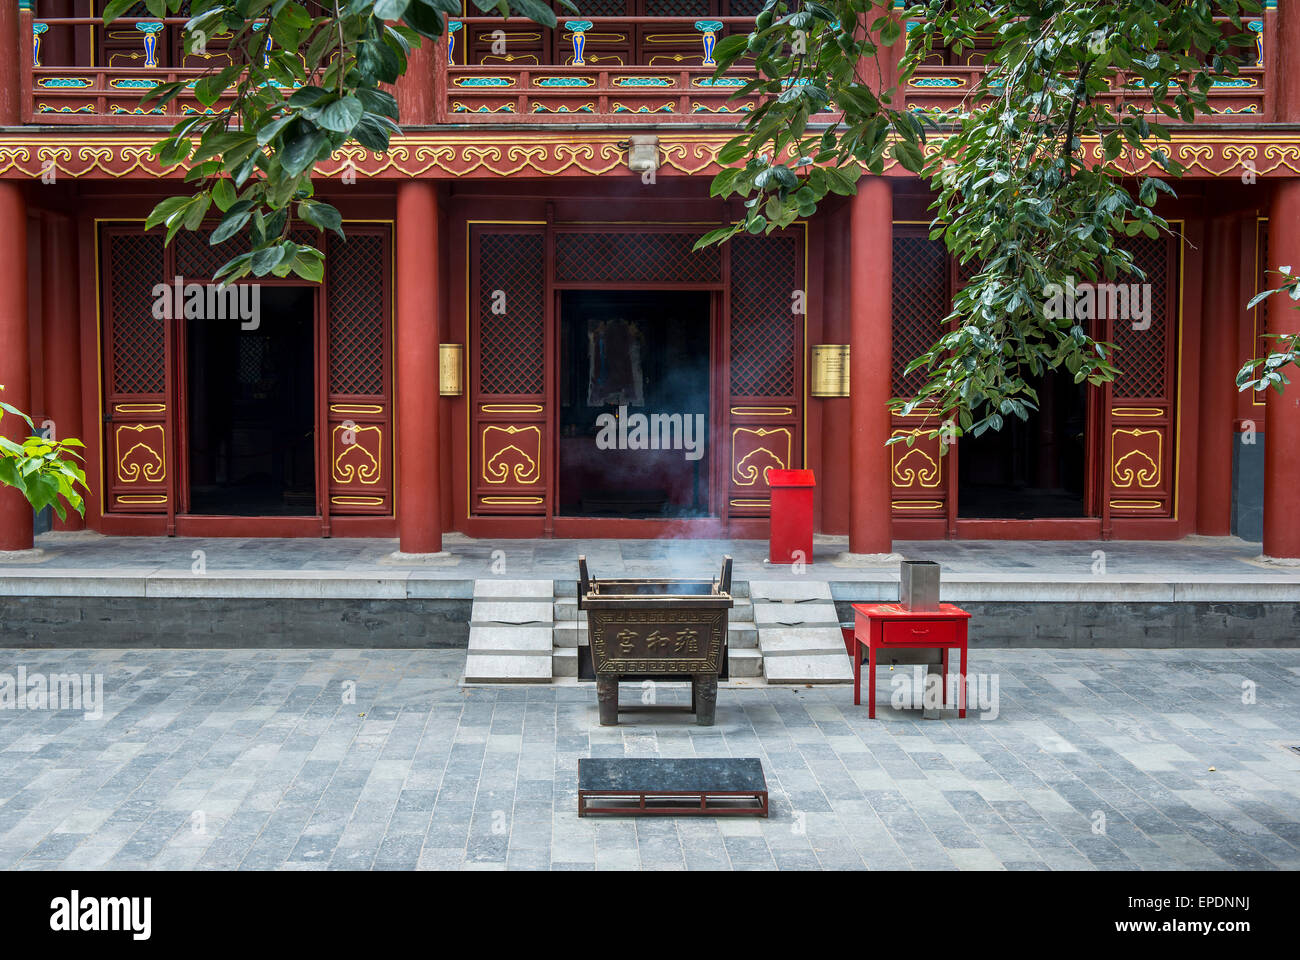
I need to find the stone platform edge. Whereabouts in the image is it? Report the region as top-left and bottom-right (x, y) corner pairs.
(3, 571), (1300, 603)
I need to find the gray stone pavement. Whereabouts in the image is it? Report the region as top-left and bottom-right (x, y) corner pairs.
(1, 647), (1298, 871)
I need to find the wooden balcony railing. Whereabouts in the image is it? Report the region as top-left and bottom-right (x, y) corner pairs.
(24, 15), (249, 124)
(446, 16), (759, 122)
(902, 16), (1271, 121)
(18, 10), (1277, 126)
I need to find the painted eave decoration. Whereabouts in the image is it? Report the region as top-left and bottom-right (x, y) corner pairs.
(1, 132), (1299, 181)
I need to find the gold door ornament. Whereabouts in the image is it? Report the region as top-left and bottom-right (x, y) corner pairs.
(890, 429), (942, 488)
(115, 423), (166, 483)
(332, 423), (383, 485)
(731, 427), (790, 486)
(482, 424), (542, 485)
(1111, 428), (1163, 489)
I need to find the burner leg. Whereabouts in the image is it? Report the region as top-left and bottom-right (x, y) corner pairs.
(597, 677), (619, 726)
(693, 675), (718, 726)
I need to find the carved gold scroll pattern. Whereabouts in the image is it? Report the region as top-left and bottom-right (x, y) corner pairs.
(331, 422), (383, 485)
(115, 422), (166, 484)
(482, 424), (542, 485)
(731, 426), (790, 488)
(1111, 427), (1164, 489)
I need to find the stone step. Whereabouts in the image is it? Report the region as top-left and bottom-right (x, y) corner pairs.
(553, 621), (584, 647)
(728, 622), (758, 649)
(756, 626), (847, 658)
(553, 646), (578, 678)
(464, 624), (553, 683)
(728, 648), (763, 679)
(753, 603), (839, 626)
(755, 617), (853, 684)
(472, 579), (554, 601)
(749, 580), (833, 603)
(464, 654), (552, 683)
(467, 625), (553, 655)
(553, 599), (585, 623)
(469, 600), (554, 626)
(762, 654), (853, 684)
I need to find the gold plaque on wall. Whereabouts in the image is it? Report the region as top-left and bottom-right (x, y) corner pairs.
(810, 344), (849, 397)
(440, 343), (464, 396)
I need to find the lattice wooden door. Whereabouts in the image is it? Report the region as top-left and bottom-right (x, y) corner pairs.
(1105, 233), (1180, 519)
(100, 228), (171, 515)
(324, 228), (393, 516)
(725, 230), (804, 517)
(471, 227), (548, 515)
(889, 228), (952, 525)
(102, 222), (392, 521)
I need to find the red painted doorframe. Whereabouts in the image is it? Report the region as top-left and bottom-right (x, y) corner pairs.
(460, 216), (798, 540)
(170, 276), (330, 538)
(546, 283), (723, 539)
(89, 218), (397, 539)
(889, 222), (1182, 542)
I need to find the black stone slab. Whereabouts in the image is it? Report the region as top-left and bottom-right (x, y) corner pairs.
(578, 758), (768, 817)
(580, 758), (765, 793)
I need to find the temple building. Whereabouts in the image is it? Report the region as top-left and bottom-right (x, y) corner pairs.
(2, 1), (1299, 559)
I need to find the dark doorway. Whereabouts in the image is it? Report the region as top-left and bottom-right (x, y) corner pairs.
(957, 370), (1089, 519)
(186, 286), (316, 516)
(558, 290), (711, 517)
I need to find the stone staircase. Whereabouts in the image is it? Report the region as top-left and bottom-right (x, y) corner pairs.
(552, 581), (763, 680)
(463, 580), (554, 683)
(465, 578), (845, 684)
(749, 580), (853, 683)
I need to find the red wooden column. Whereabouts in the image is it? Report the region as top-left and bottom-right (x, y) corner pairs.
(1263, 181), (1300, 558)
(0, 182), (32, 551)
(396, 181), (443, 554)
(40, 213), (82, 531)
(1196, 204), (1241, 536)
(1260, 0), (1300, 557)
(848, 176), (894, 554)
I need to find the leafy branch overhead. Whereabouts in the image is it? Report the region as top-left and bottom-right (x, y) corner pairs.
(106, 0), (572, 283)
(699, 0), (1261, 441)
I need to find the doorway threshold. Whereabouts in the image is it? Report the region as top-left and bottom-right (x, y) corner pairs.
(953, 518), (1104, 540)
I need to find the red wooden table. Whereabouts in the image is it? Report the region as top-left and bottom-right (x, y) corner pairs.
(851, 603), (971, 719)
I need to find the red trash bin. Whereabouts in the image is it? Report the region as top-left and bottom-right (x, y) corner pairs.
(768, 469), (815, 564)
